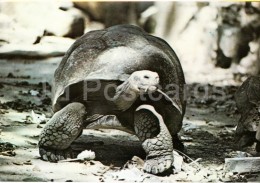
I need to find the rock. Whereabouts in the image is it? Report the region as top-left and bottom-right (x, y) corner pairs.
(132, 156), (144, 167)
(152, 1), (260, 80)
(180, 136), (193, 142)
(77, 150), (95, 160)
(102, 2), (139, 27)
(45, 8), (85, 38)
(24, 160), (32, 165)
(216, 2), (260, 67)
(104, 168), (148, 182)
(216, 165), (224, 171)
(123, 156), (144, 170)
(252, 2), (260, 9)
(219, 26), (241, 58)
(25, 140), (37, 146)
(12, 161), (23, 165)
(58, 0), (74, 11)
(237, 40), (260, 75)
(182, 162), (197, 173)
(40, 36), (75, 46)
(225, 157), (260, 173)
(22, 177), (46, 181)
(0, 44), (63, 58)
(175, 171), (188, 181)
(74, 2), (104, 21)
(233, 151), (253, 158)
(172, 150), (183, 173)
(0, 13), (42, 45)
(220, 173), (233, 182)
(208, 173), (218, 181)
(37, 125), (43, 128)
(28, 110), (46, 124)
(188, 173), (204, 182)
(0, 1), (85, 45)
(29, 90), (39, 96)
(84, 21), (105, 34)
(74, 1), (143, 28)
(0, 37), (74, 58)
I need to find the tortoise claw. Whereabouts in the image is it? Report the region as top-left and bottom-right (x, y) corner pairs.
(39, 146), (74, 162)
(144, 155), (172, 174)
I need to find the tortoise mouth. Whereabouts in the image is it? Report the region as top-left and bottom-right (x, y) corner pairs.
(157, 89), (182, 115)
(138, 85), (158, 93)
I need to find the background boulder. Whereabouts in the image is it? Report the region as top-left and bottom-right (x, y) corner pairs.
(0, 0), (86, 44)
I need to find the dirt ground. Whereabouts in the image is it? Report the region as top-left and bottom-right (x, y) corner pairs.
(0, 57), (260, 182)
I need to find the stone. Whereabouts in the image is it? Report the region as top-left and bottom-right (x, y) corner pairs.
(0, 13), (42, 45)
(0, 1), (85, 45)
(32, 165), (41, 172)
(172, 150), (183, 173)
(74, 2), (104, 21)
(0, 37), (74, 58)
(219, 27), (241, 58)
(84, 21), (105, 33)
(74, 1), (141, 28)
(237, 40), (260, 75)
(45, 8), (85, 38)
(224, 157), (260, 173)
(77, 150), (95, 160)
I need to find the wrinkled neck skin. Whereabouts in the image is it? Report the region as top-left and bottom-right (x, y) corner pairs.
(112, 79), (140, 111)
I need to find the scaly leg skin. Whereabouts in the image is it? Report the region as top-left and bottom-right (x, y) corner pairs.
(134, 105), (173, 174)
(38, 102), (86, 162)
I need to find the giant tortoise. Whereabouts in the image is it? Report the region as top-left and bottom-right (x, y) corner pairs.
(38, 24), (186, 174)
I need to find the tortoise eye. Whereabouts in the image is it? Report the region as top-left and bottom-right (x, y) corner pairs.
(144, 75), (149, 79)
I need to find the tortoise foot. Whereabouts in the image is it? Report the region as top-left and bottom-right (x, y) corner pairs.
(39, 146), (75, 162)
(144, 155), (172, 174)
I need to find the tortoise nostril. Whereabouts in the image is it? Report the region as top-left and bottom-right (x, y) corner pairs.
(144, 75), (149, 79)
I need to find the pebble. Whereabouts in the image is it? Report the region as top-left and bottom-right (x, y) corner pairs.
(32, 165), (41, 172)
(24, 160), (32, 165)
(176, 171), (188, 180)
(7, 73), (15, 78)
(124, 156), (144, 169)
(189, 173), (204, 182)
(77, 150), (95, 160)
(208, 173), (218, 181)
(37, 124), (43, 128)
(29, 90), (39, 96)
(13, 161), (23, 165)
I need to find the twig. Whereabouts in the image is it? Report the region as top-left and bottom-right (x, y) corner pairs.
(189, 158), (202, 165)
(174, 149), (202, 168)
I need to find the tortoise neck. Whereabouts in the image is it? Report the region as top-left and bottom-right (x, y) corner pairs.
(112, 80), (140, 111)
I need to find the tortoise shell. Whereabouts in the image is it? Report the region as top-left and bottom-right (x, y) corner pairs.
(52, 25), (186, 113)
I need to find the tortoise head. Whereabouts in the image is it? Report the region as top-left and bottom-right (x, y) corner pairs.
(128, 70), (159, 93)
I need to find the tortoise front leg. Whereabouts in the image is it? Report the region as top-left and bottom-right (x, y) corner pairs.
(134, 105), (173, 174)
(38, 102), (86, 162)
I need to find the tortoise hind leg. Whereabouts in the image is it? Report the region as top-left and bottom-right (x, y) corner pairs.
(134, 104), (173, 174)
(38, 102), (86, 162)
(159, 105), (184, 152)
(172, 134), (184, 152)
